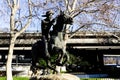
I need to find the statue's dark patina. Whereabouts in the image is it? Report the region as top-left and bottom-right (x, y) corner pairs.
(31, 10), (73, 75)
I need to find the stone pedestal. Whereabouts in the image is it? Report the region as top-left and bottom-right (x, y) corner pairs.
(30, 73), (80, 80)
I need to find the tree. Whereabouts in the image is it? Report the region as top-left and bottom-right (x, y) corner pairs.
(62, 0), (120, 38)
(31, 0), (120, 40)
(6, 0), (32, 80)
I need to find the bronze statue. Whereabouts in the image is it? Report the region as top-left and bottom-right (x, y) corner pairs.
(31, 10), (73, 75)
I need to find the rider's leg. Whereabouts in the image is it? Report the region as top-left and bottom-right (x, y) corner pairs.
(42, 36), (50, 58)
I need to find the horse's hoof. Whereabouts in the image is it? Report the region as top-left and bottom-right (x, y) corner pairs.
(56, 62), (63, 66)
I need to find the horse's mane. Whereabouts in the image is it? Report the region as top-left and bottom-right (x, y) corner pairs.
(52, 12), (66, 35)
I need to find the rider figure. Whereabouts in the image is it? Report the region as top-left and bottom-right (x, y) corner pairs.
(41, 10), (55, 58)
(41, 10), (55, 41)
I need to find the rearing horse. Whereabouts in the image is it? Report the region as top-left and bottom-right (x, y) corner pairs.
(31, 11), (73, 75)
(50, 11), (73, 66)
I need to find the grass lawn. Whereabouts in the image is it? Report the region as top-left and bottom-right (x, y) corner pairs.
(81, 79), (101, 80)
(0, 77), (116, 80)
(81, 78), (115, 80)
(0, 77), (29, 80)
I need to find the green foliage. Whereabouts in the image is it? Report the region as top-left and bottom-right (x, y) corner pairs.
(39, 58), (47, 67)
(79, 61), (91, 66)
(50, 53), (58, 63)
(67, 52), (91, 67)
(38, 54), (59, 67)
(67, 52), (80, 65)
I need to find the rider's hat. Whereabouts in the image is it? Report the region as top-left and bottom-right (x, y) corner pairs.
(42, 10), (54, 17)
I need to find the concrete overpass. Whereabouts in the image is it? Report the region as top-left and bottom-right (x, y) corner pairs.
(0, 32), (120, 50)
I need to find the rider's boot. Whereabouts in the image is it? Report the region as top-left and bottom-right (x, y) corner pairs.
(44, 39), (50, 59)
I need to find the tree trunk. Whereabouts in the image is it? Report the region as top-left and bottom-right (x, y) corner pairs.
(6, 37), (16, 80)
(5, 0), (32, 80)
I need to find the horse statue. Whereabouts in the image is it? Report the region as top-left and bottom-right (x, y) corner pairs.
(31, 11), (73, 75)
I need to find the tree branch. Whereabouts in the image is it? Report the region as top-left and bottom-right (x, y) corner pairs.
(69, 22), (111, 38)
(16, 0), (32, 36)
(72, 9), (99, 18)
(72, 0), (77, 11)
(7, 0), (12, 8)
(64, 0), (71, 13)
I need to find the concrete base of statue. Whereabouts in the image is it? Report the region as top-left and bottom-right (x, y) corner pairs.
(30, 73), (80, 80)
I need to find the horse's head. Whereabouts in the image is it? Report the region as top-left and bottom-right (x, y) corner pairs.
(57, 11), (73, 25)
(52, 11), (73, 33)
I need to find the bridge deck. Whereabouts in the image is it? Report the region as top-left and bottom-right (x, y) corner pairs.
(0, 32), (120, 50)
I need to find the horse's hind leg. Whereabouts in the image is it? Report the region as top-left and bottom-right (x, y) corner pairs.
(56, 49), (66, 66)
(56, 50), (69, 67)
(46, 60), (58, 74)
(62, 53), (69, 65)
